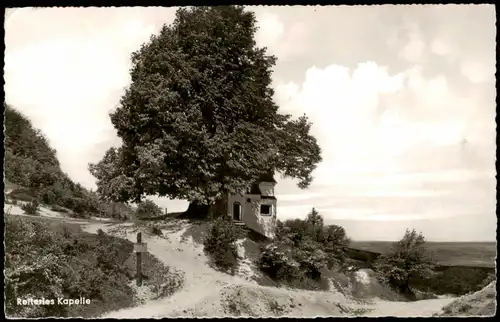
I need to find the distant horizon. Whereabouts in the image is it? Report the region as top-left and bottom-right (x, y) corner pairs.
(350, 239), (497, 243)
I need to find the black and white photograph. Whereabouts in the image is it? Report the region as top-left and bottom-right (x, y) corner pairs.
(3, 5), (496, 318)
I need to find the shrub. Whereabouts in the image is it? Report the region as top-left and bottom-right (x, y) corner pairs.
(262, 209), (351, 289)
(413, 267), (492, 295)
(146, 257), (184, 298)
(40, 188), (57, 205)
(259, 243), (301, 282)
(293, 239), (328, 280)
(203, 216), (239, 273)
(151, 226), (163, 237)
(479, 272), (496, 289)
(4, 216), (183, 318)
(21, 200), (40, 215)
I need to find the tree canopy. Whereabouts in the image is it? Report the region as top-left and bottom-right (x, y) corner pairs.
(89, 6), (322, 208)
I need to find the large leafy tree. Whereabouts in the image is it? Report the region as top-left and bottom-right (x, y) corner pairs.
(89, 6), (322, 217)
(374, 229), (435, 298)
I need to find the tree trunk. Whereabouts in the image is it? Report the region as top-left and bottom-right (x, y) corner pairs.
(208, 194), (228, 220)
(181, 194), (229, 220)
(400, 280), (416, 301)
(180, 202), (210, 219)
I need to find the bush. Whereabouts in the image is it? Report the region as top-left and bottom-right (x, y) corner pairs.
(293, 239), (328, 280)
(21, 200), (40, 215)
(260, 209), (351, 290)
(40, 188), (57, 205)
(479, 272), (496, 289)
(203, 216), (239, 273)
(151, 226), (163, 236)
(144, 256), (184, 299)
(4, 216), (183, 318)
(259, 243), (301, 282)
(412, 267), (493, 296)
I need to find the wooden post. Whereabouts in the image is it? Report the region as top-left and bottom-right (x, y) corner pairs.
(134, 232), (148, 287)
(136, 232), (142, 287)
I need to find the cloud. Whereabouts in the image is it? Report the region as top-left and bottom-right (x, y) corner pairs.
(254, 11), (284, 49)
(253, 9), (309, 63)
(267, 5), (495, 241)
(4, 7), (177, 188)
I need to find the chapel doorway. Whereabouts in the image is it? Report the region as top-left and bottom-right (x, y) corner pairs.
(233, 202), (242, 221)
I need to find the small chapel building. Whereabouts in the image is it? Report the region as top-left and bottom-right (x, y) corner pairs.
(227, 172), (277, 239)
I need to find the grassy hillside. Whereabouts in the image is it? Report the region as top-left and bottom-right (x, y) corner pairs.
(350, 241), (496, 268)
(3, 104), (135, 219)
(4, 215), (184, 318)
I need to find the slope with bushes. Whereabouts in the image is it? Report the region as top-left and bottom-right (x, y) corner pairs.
(255, 208), (354, 291)
(438, 281), (496, 316)
(3, 104), (135, 219)
(96, 218), (457, 318)
(4, 215), (184, 318)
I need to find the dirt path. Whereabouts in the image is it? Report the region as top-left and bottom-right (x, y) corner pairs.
(83, 221), (257, 318)
(82, 221), (456, 318)
(6, 209), (458, 318)
(350, 298), (455, 317)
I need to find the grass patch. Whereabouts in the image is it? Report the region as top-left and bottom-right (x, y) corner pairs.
(4, 216), (183, 318)
(349, 307), (373, 316)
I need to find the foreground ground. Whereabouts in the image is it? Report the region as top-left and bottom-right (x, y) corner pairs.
(5, 203), (495, 317)
(83, 220), (459, 317)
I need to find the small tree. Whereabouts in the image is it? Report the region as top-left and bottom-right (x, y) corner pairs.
(374, 229), (435, 298)
(321, 224), (351, 268)
(305, 207), (324, 242)
(136, 200), (162, 219)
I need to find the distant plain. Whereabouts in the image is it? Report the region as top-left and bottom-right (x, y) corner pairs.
(350, 241), (496, 268)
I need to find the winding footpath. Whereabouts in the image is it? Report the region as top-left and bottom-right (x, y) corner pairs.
(5, 202), (456, 318)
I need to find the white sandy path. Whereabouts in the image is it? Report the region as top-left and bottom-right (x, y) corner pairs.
(5, 203), (115, 223)
(81, 221), (457, 318)
(351, 298), (455, 317)
(83, 221), (258, 318)
(5, 203), (67, 218)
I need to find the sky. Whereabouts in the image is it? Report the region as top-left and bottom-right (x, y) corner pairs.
(4, 5), (497, 241)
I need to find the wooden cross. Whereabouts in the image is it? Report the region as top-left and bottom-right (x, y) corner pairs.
(134, 232), (148, 286)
